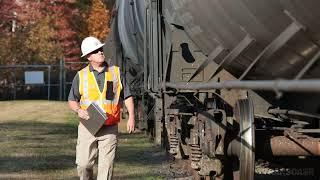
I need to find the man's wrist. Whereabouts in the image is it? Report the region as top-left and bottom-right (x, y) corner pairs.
(75, 108), (81, 114)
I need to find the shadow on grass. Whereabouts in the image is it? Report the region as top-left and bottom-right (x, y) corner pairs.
(115, 132), (168, 166)
(0, 155), (75, 172)
(0, 121), (169, 179)
(113, 133), (169, 179)
(0, 121), (78, 173)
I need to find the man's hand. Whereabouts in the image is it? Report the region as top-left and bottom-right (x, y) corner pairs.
(124, 96), (135, 133)
(78, 109), (90, 120)
(127, 117), (135, 133)
(68, 101), (90, 120)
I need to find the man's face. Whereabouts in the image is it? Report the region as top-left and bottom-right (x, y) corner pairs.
(87, 47), (105, 63)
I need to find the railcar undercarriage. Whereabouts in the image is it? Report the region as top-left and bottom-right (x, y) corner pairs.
(148, 90), (320, 180)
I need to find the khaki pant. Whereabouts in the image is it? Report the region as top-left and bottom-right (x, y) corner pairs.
(76, 123), (118, 180)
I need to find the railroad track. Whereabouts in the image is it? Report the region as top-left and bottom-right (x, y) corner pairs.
(166, 154), (319, 180)
(255, 157), (319, 180)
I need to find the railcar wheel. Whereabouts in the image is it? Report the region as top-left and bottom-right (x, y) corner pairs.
(235, 99), (255, 180)
(228, 99), (255, 180)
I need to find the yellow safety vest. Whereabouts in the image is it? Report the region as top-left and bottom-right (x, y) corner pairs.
(78, 65), (123, 125)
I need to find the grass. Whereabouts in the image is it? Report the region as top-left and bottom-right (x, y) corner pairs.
(0, 100), (168, 180)
(114, 133), (166, 180)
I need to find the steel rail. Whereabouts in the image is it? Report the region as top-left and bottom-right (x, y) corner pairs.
(165, 80), (320, 92)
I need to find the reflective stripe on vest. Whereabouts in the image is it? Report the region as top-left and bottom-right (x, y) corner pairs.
(78, 65), (122, 125)
(83, 67), (89, 102)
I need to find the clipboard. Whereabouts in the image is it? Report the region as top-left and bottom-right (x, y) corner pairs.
(80, 102), (107, 135)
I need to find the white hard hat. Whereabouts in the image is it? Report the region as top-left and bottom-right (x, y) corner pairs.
(81, 36), (105, 57)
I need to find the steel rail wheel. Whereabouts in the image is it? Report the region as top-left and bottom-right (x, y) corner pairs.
(234, 99), (255, 180)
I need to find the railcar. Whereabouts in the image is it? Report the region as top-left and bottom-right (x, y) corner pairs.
(104, 0), (320, 179)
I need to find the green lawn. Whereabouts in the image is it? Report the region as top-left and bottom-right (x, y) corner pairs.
(0, 100), (168, 180)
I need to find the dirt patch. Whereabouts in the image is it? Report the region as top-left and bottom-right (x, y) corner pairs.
(156, 158), (193, 180)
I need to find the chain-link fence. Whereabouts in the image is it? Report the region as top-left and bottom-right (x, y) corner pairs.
(0, 60), (87, 101)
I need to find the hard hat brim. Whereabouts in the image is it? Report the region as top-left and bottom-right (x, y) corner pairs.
(81, 43), (105, 57)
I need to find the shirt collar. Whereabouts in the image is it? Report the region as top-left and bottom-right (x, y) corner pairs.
(88, 63), (108, 72)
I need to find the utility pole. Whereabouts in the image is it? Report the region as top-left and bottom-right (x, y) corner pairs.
(12, 11), (17, 33)
(11, 11), (17, 64)
(11, 11), (17, 99)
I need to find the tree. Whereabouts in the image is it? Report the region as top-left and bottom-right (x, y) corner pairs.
(24, 16), (63, 64)
(0, 0), (112, 65)
(85, 0), (111, 41)
(0, 36), (11, 65)
(0, 0), (83, 64)
(0, 0), (19, 33)
(52, 2), (81, 63)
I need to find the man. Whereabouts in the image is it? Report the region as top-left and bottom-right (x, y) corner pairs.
(68, 36), (135, 180)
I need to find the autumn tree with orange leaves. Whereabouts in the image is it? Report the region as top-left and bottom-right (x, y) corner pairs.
(85, 0), (111, 41)
(0, 0), (112, 65)
(0, 0), (83, 65)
